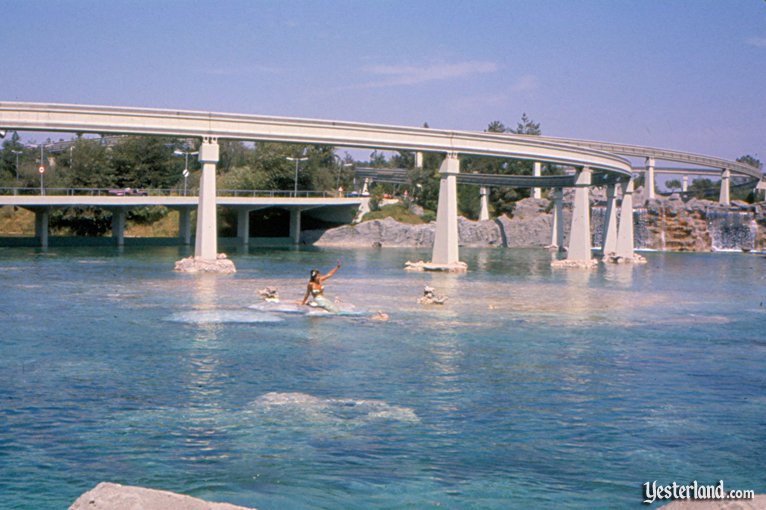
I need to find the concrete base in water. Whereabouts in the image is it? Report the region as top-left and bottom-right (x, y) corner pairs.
(68, 482), (255, 510)
(550, 258), (598, 269)
(404, 260), (468, 272)
(174, 254), (237, 273)
(602, 252), (648, 264)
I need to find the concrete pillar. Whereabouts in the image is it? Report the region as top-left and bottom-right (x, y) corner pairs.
(566, 167), (592, 262)
(682, 175), (689, 192)
(533, 161), (542, 199)
(34, 208), (49, 249)
(111, 209), (126, 247)
(615, 178), (636, 259)
(237, 209), (250, 245)
(550, 188), (564, 251)
(194, 139), (219, 260)
(479, 186), (489, 221)
(719, 168), (730, 206)
(431, 153), (461, 265)
(601, 184), (618, 255)
(415, 151), (424, 168)
(646, 157), (655, 200)
(178, 208), (192, 245)
(289, 208), (302, 245)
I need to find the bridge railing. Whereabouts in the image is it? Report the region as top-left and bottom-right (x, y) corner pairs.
(0, 187), (339, 198)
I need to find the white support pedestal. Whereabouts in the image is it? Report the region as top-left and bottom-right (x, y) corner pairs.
(719, 169), (730, 206)
(601, 184), (618, 256)
(479, 186), (489, 221)
(609, 178), (646, 264)
(533, 161), (542, 199)
(406, 153), (466, 272)
(552, 167), (595, 268)
(550, 188), (564, 251)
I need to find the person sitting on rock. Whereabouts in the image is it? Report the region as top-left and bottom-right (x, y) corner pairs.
(258, 287), (279, 302)
(301, 260), (342, 313)
(417, 285), (447, 305)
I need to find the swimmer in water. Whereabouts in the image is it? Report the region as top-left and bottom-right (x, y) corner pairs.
(301, 259), (342, 313)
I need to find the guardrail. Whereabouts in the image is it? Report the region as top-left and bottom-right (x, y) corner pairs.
(0, 187), (338, 198)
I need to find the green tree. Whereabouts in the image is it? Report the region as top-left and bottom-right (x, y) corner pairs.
(57, 138), (115, 188)
(110, 136), (180, 189)
(665, 179), (682, 192)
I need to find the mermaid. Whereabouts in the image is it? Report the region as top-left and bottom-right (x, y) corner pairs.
(301, 260), (342, 313)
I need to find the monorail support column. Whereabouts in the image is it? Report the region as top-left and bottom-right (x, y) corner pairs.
(415, 151), (424, 169)
(34, 208), (49, 249)
(533, 161), (542, 199)
(289, 208), (302, 245)
(601, 183), (618, 258)
(111, 208), (126, 247)
(174, 138), (235, 273)
(611, 178), (646, 264)
(479, 186), (490, 221)
(406, 152), (466, 272)
(646, 157), (656, 201)
(552, 167), (595, 268)
(682, 175), (689, 192)
(549, 188), (564, 251)
(237, 209), (250, 245)
(719, 169), (730, 206)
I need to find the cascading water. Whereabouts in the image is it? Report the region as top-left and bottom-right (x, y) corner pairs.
(632, 207), (651, 250)
(591, 204), (653, 251)
(591, 205), (605, 248)
(706, 209), (756, 251)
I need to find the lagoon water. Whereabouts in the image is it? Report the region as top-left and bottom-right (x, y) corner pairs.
(1, 246), (765, 509)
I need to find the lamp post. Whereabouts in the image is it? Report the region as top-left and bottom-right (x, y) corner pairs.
(11, 149), (22, 187)
(286, 156), (308, 197)
(334, 155), (353, 195)
(174, 149), (198, 196)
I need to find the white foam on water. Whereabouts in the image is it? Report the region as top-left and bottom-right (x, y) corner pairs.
(248, 302), (307, 314)
(165, 310), (284, 324)
(249, 391), (420, 424)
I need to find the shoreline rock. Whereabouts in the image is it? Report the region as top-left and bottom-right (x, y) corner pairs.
(69, 482), (255, 510)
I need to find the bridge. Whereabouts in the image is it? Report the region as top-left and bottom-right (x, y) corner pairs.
(1, 102), (760, 270)
(0, 189), (360, 248)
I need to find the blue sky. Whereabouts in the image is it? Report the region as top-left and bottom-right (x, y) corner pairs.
(2, 0), (765, 164)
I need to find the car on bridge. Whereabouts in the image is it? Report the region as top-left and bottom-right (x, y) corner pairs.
(108, 187), (148, 196)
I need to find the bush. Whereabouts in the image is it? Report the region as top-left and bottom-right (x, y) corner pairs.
(363, 203), (424, 224)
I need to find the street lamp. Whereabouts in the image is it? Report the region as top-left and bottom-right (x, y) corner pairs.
(286, 156), (308, 197)
(334, 155), (353, 195)
(11, 149), (22, 182)
(28, 143), (46, 196)
(174, 149), (198, 196)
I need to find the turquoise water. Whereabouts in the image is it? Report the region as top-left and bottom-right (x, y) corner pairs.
(1, 246), (764, 509)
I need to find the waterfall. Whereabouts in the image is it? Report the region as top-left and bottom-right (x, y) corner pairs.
(707, 209), (756, 251)
(633, 207), (651, 250)
(591, 205), (605, 248)
(591, 205), (653, 251)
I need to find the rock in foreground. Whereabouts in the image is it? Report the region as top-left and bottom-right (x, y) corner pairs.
(69, 482), (255, 510)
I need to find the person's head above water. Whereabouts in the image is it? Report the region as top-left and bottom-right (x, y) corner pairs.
(310, 269), (320, 281)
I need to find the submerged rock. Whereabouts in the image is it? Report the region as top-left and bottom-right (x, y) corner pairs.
(69, 482), (255, 510)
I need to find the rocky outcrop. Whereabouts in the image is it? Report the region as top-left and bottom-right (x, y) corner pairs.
(69, 482), (255, 510)
(303, 196), (765, 252)
(304, 198), (553, 249)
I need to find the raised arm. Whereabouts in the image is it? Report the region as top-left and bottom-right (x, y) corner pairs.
(319, 260), (342, 282)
